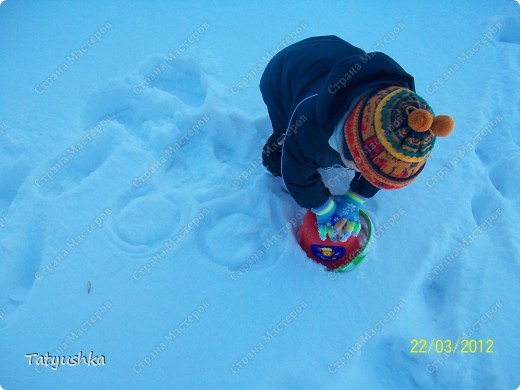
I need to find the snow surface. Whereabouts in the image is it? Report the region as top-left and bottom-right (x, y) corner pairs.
(1, 1), (520, 389)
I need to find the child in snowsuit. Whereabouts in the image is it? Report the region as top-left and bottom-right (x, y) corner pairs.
(260, 35), (454, 241)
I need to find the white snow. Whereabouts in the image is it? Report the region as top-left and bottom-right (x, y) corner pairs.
(1, 1), (520, 389)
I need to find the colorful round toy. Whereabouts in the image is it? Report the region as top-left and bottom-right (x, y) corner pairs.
(297, 210), (373, 272)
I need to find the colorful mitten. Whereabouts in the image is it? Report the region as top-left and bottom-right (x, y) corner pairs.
(312, 198), (342, 241)
(333, 190), (365, 242)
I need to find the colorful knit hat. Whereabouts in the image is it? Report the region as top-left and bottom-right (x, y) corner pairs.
(344, 86), (454, 190)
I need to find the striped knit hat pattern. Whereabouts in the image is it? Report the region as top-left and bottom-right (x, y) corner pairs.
(344, 86), (454, 190)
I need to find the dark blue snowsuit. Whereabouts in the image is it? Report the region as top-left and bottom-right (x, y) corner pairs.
(260, 35), (415, 209)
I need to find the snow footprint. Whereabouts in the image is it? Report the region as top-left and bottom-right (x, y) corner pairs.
(199, 185), (283, 273)
(137, 55), (208, 107)
(0, 160), (30, 215)
(487, 157), (520, 201)
(0, 216), (45, 326)
(211, 110), (258, 165)
(36, 120), (122, 198)
(203, 212), (263, 271)
(422, 249), (470, 326)
(422, 279), (447, 322)
(473, 123), (519, 202)
(107, 188), (186, 253)
(470, 186), (503, 226)
(85, 79), (187, 135)
(364, 337), (425, 388)
(497, 15), (520, 45)
(422, 228), (466, 324)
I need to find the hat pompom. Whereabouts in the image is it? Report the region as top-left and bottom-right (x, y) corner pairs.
(431, 115), (454, 137)
(407, 108), (433, 132)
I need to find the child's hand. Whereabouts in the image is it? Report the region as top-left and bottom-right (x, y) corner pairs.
(312, 192), (365, 241)
(312, 199), (342, 241)
(333, 190), (365, 242)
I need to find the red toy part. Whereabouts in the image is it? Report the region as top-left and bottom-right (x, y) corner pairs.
(297, 210), (372, 272)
